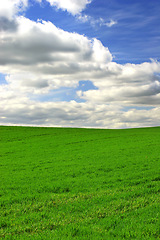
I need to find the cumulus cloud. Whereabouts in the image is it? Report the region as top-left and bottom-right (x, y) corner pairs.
(0, 0), (28, 20)
(0, 17), (18, 32)
(0, 92), (160, 128)
(0, 16), (112, 93)
(45, 0), (92, 15)
(0, 2), (160, 128)
(77, 61), (160, 105)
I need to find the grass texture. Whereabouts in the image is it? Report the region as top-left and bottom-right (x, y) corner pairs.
(0, 126), (160, 239)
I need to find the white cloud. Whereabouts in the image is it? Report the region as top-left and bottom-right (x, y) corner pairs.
(0, 6), (160, 129)
(92, 39), (112, 63)
(77, 61), (160, 105)
(0, 91), (160, 128)
(77, 14), (91, 23)
(0, 16), (112, 93)
(0, 0), (28, 19)
(46, 0), (92, 15)
(77, 14), (118, 28)
(101, 19), (117, 27)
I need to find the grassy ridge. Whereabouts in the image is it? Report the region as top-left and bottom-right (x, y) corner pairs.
(0, 126), (160, 239)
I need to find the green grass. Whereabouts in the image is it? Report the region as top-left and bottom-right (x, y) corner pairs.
(0, 126), (160, 239)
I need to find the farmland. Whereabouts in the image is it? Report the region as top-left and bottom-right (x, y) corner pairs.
(0, 126), (160, 239)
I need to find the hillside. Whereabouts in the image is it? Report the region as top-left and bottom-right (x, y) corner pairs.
(0, 126), (160, 239)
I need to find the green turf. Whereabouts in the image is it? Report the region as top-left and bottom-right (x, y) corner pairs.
(0, 126), (160, 239)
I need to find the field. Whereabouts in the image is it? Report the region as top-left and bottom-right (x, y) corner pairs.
(0, 126), (160, 239)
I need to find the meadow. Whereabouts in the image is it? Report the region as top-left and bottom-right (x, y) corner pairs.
(0, 126), (160, 239)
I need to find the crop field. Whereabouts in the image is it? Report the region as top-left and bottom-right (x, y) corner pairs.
(0, 126), (160, 239)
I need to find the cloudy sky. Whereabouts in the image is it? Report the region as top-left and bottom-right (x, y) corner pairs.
(0, 0), (160, 128)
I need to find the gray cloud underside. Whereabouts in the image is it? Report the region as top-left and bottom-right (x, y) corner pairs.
(0, 17), (18, 32)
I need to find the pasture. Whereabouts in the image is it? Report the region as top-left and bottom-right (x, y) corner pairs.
(0, 126), (160, 239)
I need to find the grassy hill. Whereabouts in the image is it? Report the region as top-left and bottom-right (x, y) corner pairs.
(0, 126), (160, 239)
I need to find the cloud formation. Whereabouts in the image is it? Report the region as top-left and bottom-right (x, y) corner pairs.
(0, 17), (18, 32)
(77, 61), (160, 105)
(0, 1), (160, 128)
(1, 94), (160, 129)
(0, 16), (112, 93)
(102, 19), (117, 27)
(45, 0), (92, 15)
(0, 0), (28, 19)
(77, 14), (118, 28)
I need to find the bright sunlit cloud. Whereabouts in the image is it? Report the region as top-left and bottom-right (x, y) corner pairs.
(45, 0), (92, 15)
(0, 0), (28, 19)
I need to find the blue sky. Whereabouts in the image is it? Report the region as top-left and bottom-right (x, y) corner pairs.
(0, 0), (160, 128)
(25, 0), (160, 64)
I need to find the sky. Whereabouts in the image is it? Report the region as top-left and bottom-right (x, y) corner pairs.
(0, 0), (160, 129)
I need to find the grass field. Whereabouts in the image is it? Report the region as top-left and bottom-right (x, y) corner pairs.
(0, 126), (160, 239)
